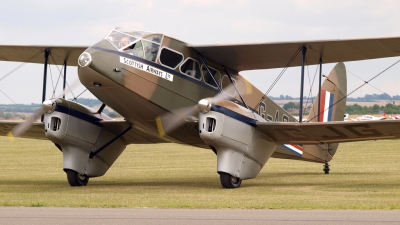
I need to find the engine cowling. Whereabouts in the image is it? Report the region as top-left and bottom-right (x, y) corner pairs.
(44, 99), (128, 177)
(198, 99), (277, 180)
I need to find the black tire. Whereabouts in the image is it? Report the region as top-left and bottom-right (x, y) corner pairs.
(323, 163), (330, 174)
(219, 172), (242, 188)
(66, 170), (89, 186)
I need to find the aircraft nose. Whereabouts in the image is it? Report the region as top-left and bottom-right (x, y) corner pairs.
(77, 39), (124, 89)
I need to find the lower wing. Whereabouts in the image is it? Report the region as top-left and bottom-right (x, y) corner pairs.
(256, 120), (400, 144)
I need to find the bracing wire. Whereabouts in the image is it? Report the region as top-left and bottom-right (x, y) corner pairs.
(47, 63), (56, 98)
(73, 89), (88, 100)
(0, 90), (17, 104)
(53, 63), (64, 97)
(48, 54), (77, 100)
(307, 58), (400, 122)
(48, 54), (63, 99)
(0, 50), (44, 104)
(303, 60), (319, 116)
(346, 69), (387, 95)
(253, 47), (302, 111)
(0, 50), (43, 83)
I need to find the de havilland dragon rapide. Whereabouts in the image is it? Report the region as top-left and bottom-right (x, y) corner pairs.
(1, 27), (400, 188)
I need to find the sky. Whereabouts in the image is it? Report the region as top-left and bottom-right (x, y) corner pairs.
(1, 0), (400, 104)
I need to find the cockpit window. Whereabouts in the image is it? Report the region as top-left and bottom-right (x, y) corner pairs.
(105, 28), (164, 62)
(119, 36), (137, 51)
(142, 36), (161, 62)
(114, 27), (151, 37)
(144, 35), (162, 43)
(131, 41), (144, 57)
(105, 30), (137, 50)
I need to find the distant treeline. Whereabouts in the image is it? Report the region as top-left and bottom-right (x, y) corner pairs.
(269, 93), (400, 102)
(283, 102), (400, 115)
(0, 98), (121, 118)
(0, 111), (26, 119)
(346, 103), (400, 115)
(72, 98), (102, 107)
(0, 103), (41, 113)
(2, 95), (400, 118)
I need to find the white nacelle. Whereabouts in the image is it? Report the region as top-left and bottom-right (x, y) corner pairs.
(44, 102), (127, 177)
(198, 104), (277, 180)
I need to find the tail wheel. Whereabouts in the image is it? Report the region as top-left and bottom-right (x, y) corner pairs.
(219, 172), (242, 188)
(66, 170), (89, 186)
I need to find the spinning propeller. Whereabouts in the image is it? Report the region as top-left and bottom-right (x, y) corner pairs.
(156, 79), (253, 136)
(8, 80), (80, 139)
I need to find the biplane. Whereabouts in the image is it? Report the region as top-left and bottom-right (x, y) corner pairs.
(1, 27), (400, 188)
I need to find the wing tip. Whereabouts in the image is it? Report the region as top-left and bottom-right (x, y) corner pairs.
(155, 116), (166, 137)
(7, 131), (15, 142)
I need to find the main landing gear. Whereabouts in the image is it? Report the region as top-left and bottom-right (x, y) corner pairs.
(66, 170), (89, 186)
(219, 172), (242, 188)
(323, 162), (330, 174)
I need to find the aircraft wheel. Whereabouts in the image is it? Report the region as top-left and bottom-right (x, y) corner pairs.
(219, 172), (242, 188)
(66, 169), (89, 186)
(323, 163), (330, 174)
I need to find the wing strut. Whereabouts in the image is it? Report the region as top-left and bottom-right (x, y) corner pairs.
(317, 58), (322, 122)
(97, 103), (106, 114)
(89, 125), (132, 159)
(63, 61), (67, 99)
(197, 52), (224, 93)
(222, 66), (249, 109)
(299, 46), (307, 122)
(41, 50), (50, 122)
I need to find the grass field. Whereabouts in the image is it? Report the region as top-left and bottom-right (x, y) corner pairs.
(0, 136), (399, 209)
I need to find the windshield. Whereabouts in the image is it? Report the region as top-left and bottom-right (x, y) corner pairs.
(105, 28), (163, 62)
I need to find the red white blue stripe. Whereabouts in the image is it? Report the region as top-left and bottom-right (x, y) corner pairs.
(319, 90), (334, 122)
(281, 144), (303, 157)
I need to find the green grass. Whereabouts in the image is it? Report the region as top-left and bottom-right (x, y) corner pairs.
(0, 136), (399, 209)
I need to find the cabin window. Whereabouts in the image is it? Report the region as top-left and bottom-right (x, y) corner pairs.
(180, 58), (201, 80)
(201, 65), (221, 88)
(159, 48), (184, 69)
(221, 75), (237, 97)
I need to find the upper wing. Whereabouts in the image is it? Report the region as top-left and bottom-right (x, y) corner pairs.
(0, 121), (46, 140)
(256, 120), (400, 144)
(0, 45), (88, 66)
(190, 37), (400, 71)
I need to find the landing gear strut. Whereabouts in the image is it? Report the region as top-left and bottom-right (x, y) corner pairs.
(323, 162), (330, 174)
(219, 172), (242, 188)
(66, 170), (89, 186)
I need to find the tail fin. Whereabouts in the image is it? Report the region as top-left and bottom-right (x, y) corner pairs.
(308, 62), (347, 123)
(302, 62), (347, 162)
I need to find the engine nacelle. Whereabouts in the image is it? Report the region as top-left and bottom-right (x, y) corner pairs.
(198, 101), (277, 180)
(44, 99), (128, 177)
